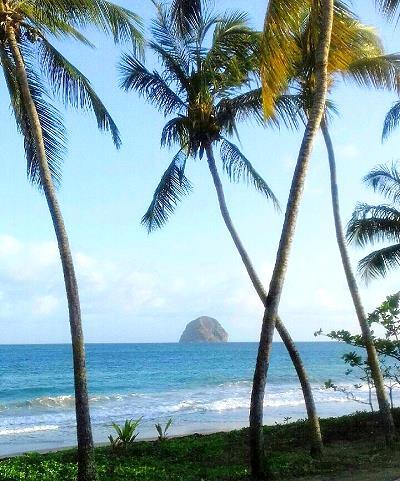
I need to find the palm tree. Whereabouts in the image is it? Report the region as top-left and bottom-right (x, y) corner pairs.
(249, 0), (333, 477)
(0, 2), (142, 480)
(347, 163), (400, 280)
(120, 0), (323, 458)
(285, 5), (400, 443)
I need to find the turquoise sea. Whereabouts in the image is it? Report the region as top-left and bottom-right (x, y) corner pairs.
(0, 342), (389, 456)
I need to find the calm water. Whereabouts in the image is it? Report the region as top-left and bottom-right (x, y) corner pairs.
(0, 342), (389, 456)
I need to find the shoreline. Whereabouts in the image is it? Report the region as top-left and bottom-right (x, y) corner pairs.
(0, 423), (250, 459)
(1, 410), (400, 481)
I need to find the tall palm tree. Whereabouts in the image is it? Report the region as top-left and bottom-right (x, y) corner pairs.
(347, 163), (400, 280)
(286, 5), (400, 443)
(250, 0), (333, 477)
(0, 2), (142, 480)
(120, 0), (323, 458)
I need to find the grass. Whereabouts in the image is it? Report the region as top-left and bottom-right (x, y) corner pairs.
(1, 410), (400, 480)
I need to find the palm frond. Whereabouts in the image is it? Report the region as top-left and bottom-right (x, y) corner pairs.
(119, 55), (186, 116)
(23, 0), (144, 50)
(220, 139), (279, 209)
(1, 50), (66, 189)
(217, 88), (264, 130)
(151, 2), (193, 72)
(271, 94), (307, 130)
(383, 101), (400, 140)
(95, 2), (144, 51)
(358, 244), (400, 281)
(347, 203), (400, 246)
(344, 54), (400, 92)
(142, 151), (193, 232)
(37, 38), (121, 147)
(204, 10), (255, 76)
(363, 163), (400, 205)
(375, 0), (400, 21)
(171, 0), (203, 36)
(161, 116), (190, 149)
(149, 42), (190, 93)
(261, 0), (310, 117)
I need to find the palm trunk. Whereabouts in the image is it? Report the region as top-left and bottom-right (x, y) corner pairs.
(6, 26), (97, 481)
(205, 144), (323, 457)
(249, 2), (334, 478)
(321, 119), (395, 443)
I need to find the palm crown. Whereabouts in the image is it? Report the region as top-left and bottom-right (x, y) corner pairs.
(119, 2), (304, 232)
(0, 0), (143, 188)
(271, 2), (400, 117)
(347, 163), (400, 280)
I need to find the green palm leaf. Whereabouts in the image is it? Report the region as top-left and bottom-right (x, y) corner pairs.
(119, 55), (186, 116)
(1, 50), (66, 188)
(142, 151), (193, 232)
(38, 38), (121, 147)
(358, 244), (400, 281)
(383, 101), (400, 141)
(344, 54), (400, 92)
(375, 0), (400, 21)
(171, 0), (204, 36)
(220, 139), (279, 209)
(364, 163), (400, 205)
(161, 116), (190, 149)
(347, 203), (400, 246)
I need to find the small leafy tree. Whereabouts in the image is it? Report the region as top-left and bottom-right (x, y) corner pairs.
(325, 352), (375, 412)
(319, 293), (400, 410)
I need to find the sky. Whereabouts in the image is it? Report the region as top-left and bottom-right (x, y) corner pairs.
(1, 0), (400, 344)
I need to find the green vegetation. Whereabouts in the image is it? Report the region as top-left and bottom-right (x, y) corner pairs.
(2, 411), (400, 481)
(155, 418), (173, 441)
(108, 418), (142, 450)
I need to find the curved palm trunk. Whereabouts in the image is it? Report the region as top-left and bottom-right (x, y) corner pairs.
(205, 144), (323, 457)
(6, 26), (96, 481)
(321, 119), (395, 443)
(249, 3), (334, 478)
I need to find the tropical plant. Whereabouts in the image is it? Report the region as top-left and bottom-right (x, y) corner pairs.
(249, 1), (333, 477)
(155, 418), (173, 441)
(347, 163), (400, 280)
(108, 418), (142, 450)
(120, 0), (323, 462)
(322, 294), (400, 411)
(324, 353), (375, 413)
(283, 4), (400, 445)
(0, 2), (143, 480)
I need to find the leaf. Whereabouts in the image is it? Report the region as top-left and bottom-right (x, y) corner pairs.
(219, 139), (280, 209)
(142, 151), (193, 232)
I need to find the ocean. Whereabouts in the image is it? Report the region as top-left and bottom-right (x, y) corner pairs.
(0, 342), (391, 457)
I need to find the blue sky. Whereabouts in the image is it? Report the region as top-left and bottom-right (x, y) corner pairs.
(1, 0), (400, 343)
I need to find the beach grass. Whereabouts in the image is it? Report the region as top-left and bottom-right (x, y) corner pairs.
(1, 410), (400, 480)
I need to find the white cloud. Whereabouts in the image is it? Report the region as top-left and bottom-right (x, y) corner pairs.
(0, 235), (22, 257)
(336, 143), (359, 160)
(32, 295), (60, 316)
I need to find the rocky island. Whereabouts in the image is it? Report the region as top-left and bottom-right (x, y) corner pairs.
(179, 316), (228, 343)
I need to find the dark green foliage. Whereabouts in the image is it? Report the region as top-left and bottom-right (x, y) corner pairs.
(3, 411), (400, 480)
(347, 163), (400, 280)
